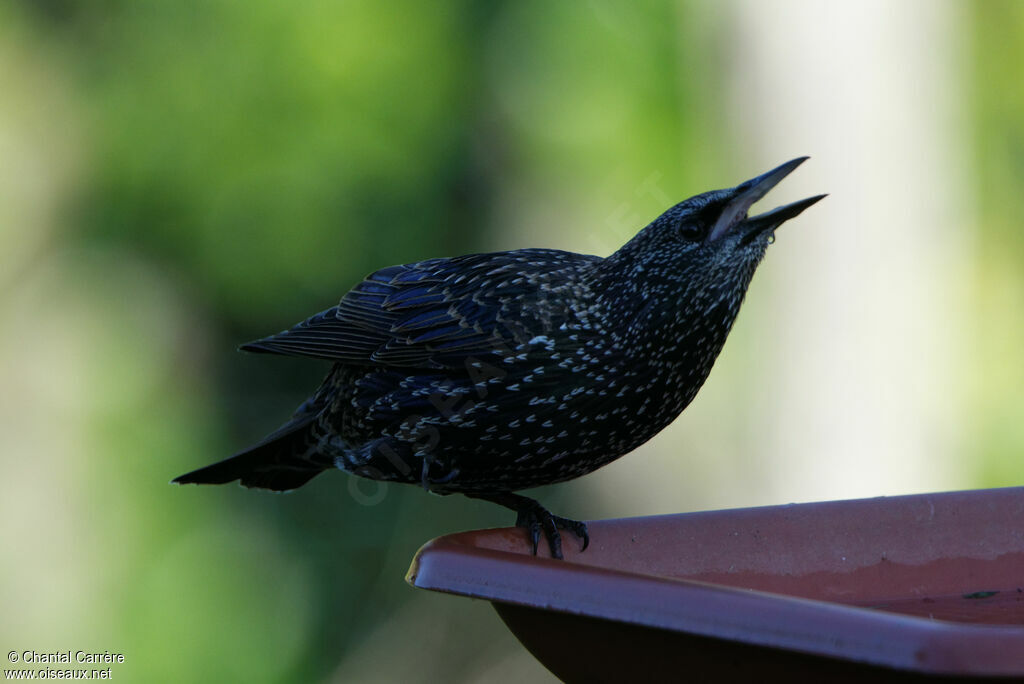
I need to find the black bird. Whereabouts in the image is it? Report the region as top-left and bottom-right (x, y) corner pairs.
(175, 157), (824, 559)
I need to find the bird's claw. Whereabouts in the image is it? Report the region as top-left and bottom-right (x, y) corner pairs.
(514, 503), (588, 560)
(464, 491), (588, 560)
(558, 516), (590, 552)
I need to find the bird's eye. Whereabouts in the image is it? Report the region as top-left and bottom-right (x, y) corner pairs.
(677, 221), (707, 242)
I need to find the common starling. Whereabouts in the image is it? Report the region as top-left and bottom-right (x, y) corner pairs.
(174, 157), (824, 559)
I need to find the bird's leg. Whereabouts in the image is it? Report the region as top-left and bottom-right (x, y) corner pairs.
(464, 491), (589, 560)
(420, 453), (460, 491)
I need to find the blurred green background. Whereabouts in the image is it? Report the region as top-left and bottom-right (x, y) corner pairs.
(2, 1), (1023, 681)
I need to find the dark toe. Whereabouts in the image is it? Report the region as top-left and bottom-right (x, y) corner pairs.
(542, 516), (564, 560)
(554, 517), (589, 552)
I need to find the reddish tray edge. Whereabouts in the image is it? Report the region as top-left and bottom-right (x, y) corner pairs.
(407, 487), (1024, 676)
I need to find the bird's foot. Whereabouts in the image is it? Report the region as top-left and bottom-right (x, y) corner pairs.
(464, 491), (588, 560)
(515, 505), (590, 560)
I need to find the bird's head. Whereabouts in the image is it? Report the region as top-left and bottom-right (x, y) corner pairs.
(601, 157), (824, 307)
(598, 157), (827, 356)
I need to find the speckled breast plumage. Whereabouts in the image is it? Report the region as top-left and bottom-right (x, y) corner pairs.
(257, 247), (740, 493)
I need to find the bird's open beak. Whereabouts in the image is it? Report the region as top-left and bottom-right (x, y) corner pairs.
(708, 157), (826, 244)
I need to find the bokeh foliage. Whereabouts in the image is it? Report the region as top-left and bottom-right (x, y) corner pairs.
(2, 1), (1023, 682)
(1, 1), (719, 681)
(970, 1), (1024, 488)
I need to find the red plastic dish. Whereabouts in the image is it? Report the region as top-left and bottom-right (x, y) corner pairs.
(407, 487), (1024, 682)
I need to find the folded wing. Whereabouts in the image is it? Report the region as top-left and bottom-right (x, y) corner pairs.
(240, 250), (598, 370)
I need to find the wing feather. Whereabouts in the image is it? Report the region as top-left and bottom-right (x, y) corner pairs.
(240, 250), (600, 369)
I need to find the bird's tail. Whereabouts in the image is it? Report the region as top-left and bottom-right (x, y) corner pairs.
(173, 416), (328, 492)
